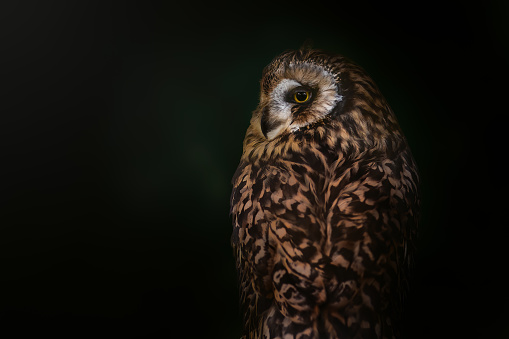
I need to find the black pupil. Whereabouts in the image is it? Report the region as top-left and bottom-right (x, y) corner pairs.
(295, 91), (308, 102)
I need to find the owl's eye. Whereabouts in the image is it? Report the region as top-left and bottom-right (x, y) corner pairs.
(290, 87), (312, 104)
(294, 91), (310, 103)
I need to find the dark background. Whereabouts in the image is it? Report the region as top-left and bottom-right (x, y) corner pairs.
(2, 1), (508, 338)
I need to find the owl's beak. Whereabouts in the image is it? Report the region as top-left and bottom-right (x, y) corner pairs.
(260, 107), (270, 139)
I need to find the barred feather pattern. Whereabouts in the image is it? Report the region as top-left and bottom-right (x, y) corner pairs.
(230, 49), (420, 339)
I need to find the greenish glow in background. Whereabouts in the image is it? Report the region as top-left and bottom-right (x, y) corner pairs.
(2, 1), (508, 338)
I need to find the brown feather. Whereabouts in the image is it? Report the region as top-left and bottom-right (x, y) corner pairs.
(231, 49), (420, 339)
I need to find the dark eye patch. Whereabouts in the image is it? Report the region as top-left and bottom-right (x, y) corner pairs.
(286, 86), (314, 104)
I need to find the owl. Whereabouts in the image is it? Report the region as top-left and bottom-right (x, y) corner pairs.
(230, 49), (420, 339)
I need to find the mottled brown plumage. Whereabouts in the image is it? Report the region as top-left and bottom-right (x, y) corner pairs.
(230, 49), (420, 339)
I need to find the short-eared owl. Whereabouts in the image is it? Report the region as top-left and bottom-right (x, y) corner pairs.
(230, 49), (420, 339)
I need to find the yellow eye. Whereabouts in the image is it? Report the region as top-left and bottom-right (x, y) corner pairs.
(293, 90), (310, 103)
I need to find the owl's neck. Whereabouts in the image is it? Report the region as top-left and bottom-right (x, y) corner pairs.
(241, 114), (405, 166)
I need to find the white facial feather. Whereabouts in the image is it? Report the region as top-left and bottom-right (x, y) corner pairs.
(270, 79), (301, 120)
(265, 79), (302, 140)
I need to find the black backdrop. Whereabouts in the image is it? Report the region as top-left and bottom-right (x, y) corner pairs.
(2, 1), (508, 338)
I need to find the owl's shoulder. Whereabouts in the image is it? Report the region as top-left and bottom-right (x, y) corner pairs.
(326, 144), (419, 213)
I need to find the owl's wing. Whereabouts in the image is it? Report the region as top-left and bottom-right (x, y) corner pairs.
(231, 162), (272, 334)
(322, 147), (420, 338)
(231, 160), (330, 337)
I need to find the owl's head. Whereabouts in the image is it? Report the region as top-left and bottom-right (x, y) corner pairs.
(243, 49), (402, 160)
(255, 50), (344, 140)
